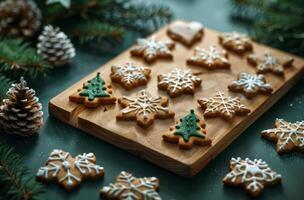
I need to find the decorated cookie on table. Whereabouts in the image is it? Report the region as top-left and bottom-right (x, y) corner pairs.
(247, 52), (294, 76)
(219, 31), (253, 54)
(36, 149), (104, 191)
(223, 157), (282, 197)
(69, 72), (116, 108)
(261, 119), (304, 154)
(157, 68), (201, 97)
(167, 21), (204, 46)
(100, 171), (161, 200)
(116, 90), (175, 129)
(197, 91), (250, 120)
(130, 35), (175, 63)
(187, 44), (230, 70)
(163, 110), (211, 150)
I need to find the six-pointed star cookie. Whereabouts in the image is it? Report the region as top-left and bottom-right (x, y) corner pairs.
(247, 52), (294, 76)
(116, 90), (175, 129)
(223, 157), (282, 197)
(187, 45), (230, 69)
(130, 35), (175, 63)
(228, 73), (273, 98)
(219, 31), (253, 54)
(261, 119), (304, 154)
(197, 91), (250, 120)
(157, 68), (202, 97)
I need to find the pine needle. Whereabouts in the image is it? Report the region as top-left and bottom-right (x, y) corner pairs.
(0, 73), (14, 104)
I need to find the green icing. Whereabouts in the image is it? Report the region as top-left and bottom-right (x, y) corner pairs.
(174, 110), (204, 142)
(79, 73), (110, 101)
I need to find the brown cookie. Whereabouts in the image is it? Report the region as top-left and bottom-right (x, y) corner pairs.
(228, 73), (273, 98)
(100, 171), (161, 200)
(261, 119), (304, 154)
(223, 157), (282, 197)
(116, 90), (175, 129)
(219, 31), (253, 54)
(69, 72), (116, 108)
(157, 68), (201, 97)
(197, 91), (250, 120)
(163, 110), (211, 150)
(36, 149), (104, 191)
(187, 44), (230, 69)
(110, 62), (151, 90)
(167, 21), (204, 46)
(130, 35), (175, 63)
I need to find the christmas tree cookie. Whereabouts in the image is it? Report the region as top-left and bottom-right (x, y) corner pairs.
(69, 72), (116, 108)
(219, 31), (253, 54)
(163, 110), (211, 150)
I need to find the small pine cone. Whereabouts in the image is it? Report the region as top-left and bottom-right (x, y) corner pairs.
(0, 77), (43, 137)
(37, 25), (76, 66)
(0, 0), (41, 38)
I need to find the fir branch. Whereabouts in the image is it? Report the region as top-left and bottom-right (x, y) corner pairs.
(0, 73), (13, 104)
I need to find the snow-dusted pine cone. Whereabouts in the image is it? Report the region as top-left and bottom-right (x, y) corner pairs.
(0, 77), (43, 137)
(0, 0), (41, 38)
(37, 25), (76, 66)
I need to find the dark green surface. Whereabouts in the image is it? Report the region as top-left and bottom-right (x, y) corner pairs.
(1, 0), (304, 199)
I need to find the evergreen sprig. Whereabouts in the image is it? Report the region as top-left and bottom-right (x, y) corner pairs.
(0, 73), (13, 103)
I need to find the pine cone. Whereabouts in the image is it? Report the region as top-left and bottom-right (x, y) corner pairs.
(37, 25), (76, 66)
(0, 77), (43, 136)
(0, 0), (41, 38)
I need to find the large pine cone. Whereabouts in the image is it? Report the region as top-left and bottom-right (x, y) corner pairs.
(0, 0), (41, 38)
(0, 77), (43, 136)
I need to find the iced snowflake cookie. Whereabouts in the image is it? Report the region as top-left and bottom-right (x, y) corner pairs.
(116, 90), (175, 129)
(110, 63), (151, 90)
(228, 73), (273, 98)
(223, 157), (282, 197)
(247, 52), (294, 76)
(261, 119), (304, 154)
(69, 72), (116, 108)
(197, 91), (250, 120)
(167, 21), (204, 46)
(219, 32), (253, 54)
(163, 110), (211, 150)
(130, 35), (175, 63)
(187, 45), (230, 70)
(157, 68), (201, 97)
(36, 149), (104, 191)
(100, 171), (161, 200)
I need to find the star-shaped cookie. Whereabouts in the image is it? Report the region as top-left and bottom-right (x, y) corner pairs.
(219, 31), (253, 54)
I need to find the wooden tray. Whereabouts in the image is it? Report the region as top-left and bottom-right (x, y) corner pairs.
(49, 21), (304, 177)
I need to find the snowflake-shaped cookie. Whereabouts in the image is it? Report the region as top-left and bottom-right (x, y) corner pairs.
(157, 68), (201, 97)
(111, 63), (151, 90)
(187, 45), (230, 69)
(228, 73), (273, 98)
(130, 35), (175, 63)
(261, 119), (304, 154)
(197, 91), (250, 120)
(36, 149), (104, 190)
(223, 157), (282, 197)
(100, 171), (161, 200)
(116, 90), (175, 128)
(247, 52), (294, 76)
(219, 31), (253, 54)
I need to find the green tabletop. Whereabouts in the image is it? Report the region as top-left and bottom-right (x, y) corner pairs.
(1, 0), (304, 199)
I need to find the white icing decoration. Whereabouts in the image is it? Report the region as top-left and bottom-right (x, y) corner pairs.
(258, 52), (283, 73)
(59, 161), (81, 187)
(36, 162), (60, 178)
(75, 153), (104, 174)
(221, 31), (250, 50)
(112, 63), (149, 86)
(230, 73), (272, 93)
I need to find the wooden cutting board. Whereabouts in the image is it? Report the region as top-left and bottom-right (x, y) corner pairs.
(49, 21), (304, 177)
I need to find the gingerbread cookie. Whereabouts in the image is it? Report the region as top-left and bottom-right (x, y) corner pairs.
(247, 52), (294, 76)
(111, 62), (151, 90)
(130, 35), (175, 63)
(116, 90), (175, 129)
(100, 171), (161, 200)
(219, 31), (253, 54)
(197, 91), (250, 120)
(223, 157), (282, 197)
(187, 45), (230, 69)
(157, 68), (201, 97)
(228, 73), (273, 98)
(69, 72), (116, 108)
(36, 149), (104, 191)
(167, 21), (204, 46)
(163, 110), (211, 150)
(261, 119), (304, 154)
